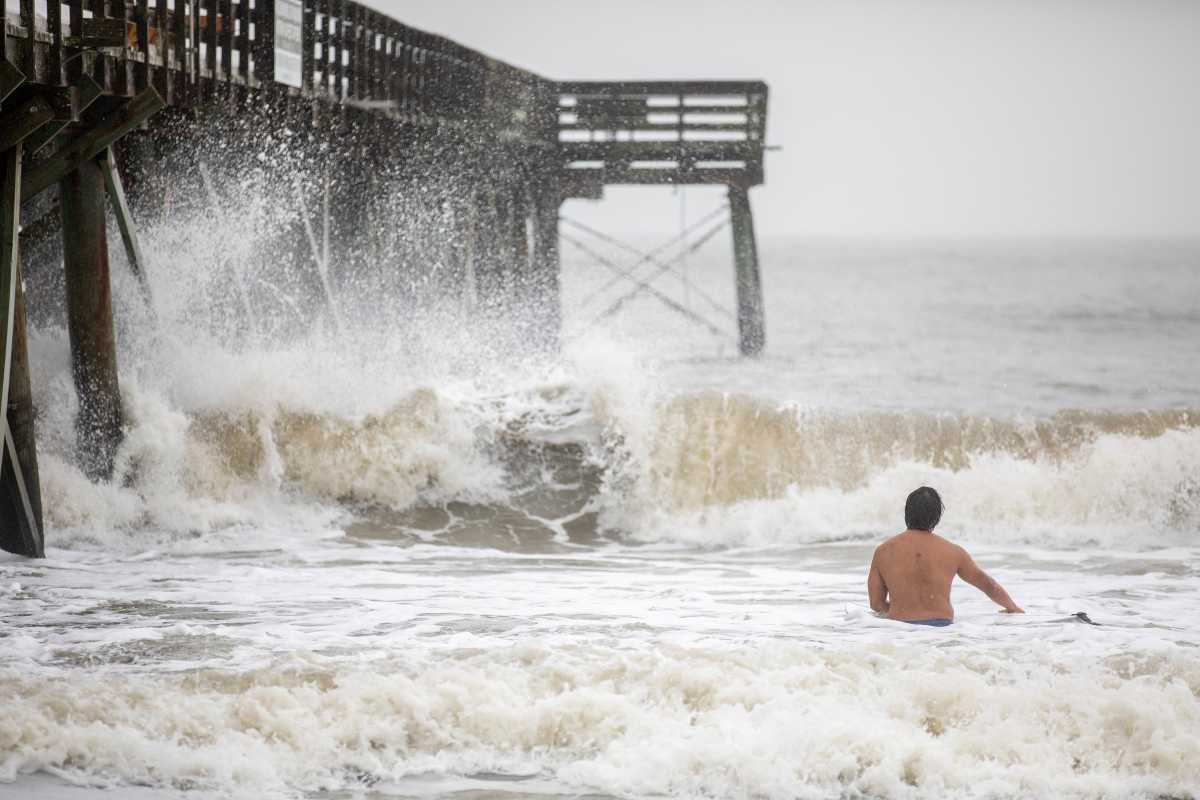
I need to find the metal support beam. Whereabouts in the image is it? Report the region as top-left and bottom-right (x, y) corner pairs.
(728, 184), (765, 356)
(100, 147), (154, 307)
(0, 145), (44, 557)
(61, 156), (124, 482)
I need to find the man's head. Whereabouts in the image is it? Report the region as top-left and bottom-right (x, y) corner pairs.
(905, 486), (943, 531)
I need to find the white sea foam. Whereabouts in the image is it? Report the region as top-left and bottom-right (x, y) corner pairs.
(2, 642), (1197, 799)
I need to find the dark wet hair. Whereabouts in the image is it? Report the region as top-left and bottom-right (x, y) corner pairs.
(905, 486), (943, 531)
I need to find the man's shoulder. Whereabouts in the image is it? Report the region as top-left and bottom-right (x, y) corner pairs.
(883, 530), (965, 554)
(930, 531), (965, 551)
(928, 533), (970, 564)
(875, 532), (903, 551)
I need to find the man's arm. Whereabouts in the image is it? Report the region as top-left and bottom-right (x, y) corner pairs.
(957, 548), (1023, 613)
(867, 547), (889, 615)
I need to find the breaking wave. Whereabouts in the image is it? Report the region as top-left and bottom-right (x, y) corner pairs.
(32, 333), (1200, 551)
(2, 643), (1197, 799)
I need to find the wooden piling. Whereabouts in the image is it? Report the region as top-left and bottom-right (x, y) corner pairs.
(530, 180), (562, 351)
(471, 185), (501, 306)
(728, 183), (765, 357)
(508, 184), (530, 304)
(61, 156), (123, 481)
(1, 144), (44, 556)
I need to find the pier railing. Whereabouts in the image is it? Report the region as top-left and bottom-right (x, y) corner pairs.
(556, 80), (768, 196)
(2, 0), (556, 143)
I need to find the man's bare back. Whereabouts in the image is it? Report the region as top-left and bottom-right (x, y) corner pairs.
(868, 488), (1023, 623)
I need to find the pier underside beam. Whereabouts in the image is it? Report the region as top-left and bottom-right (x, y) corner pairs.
(0, 144), (44, 557)
(21, 88), (166, 203)
(61, 156), (123, 482)
(728, 184), (765, 357)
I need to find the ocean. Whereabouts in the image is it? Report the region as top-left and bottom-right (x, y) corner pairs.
(1, 227), (1198, 799)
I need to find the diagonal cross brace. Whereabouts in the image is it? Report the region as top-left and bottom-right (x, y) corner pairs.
(581, 217), (732, 328)
(561, 231), (731, 342)
(566, 204), (728, 311)
(2, 424), (42, 556)
(0, 144), (43, 556)
(566, 213), (737, 323)
(100, 146), (154, 307)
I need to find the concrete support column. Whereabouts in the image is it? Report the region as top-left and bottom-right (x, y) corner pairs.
(728, 183), (765, 357)
(61, 156), (123, 481)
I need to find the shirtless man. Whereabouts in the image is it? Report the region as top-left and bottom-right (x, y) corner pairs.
(867, 486), (1023, 626)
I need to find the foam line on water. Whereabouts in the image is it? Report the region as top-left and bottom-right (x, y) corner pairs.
(1, 641), (1197, 799)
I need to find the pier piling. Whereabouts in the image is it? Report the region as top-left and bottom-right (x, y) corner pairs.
(529, 179), (562, 350)
(61, 156), (124, 481)
(728, 184), (765, 357)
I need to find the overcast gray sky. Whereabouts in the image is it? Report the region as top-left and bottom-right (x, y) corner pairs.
(370, 1), (1200, 238)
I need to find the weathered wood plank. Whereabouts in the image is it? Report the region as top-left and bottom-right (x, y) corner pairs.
(0, 95), (55, 152)
(300, 0), (313, 90)
(21, 87), (165, 202)
(22, 74), (104, 156)
(559, 80), (768, 96)
(65, 18), (133, 48)
(20, 0), (36, 75)
(220, 0), (233, 93)
(47, 0), (63, 84)
(172, 0), (186, 94)
(155, 0), (168, 98)
(203, 0), (216, 93)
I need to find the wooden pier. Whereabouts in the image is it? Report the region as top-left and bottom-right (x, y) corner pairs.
(0, 0), (770, 556)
